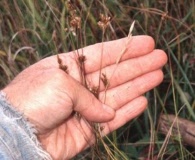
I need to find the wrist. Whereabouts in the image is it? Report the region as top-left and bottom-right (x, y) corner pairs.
(0, 91), (52, 160)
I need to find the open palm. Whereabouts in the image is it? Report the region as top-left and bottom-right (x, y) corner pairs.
(3, 36), (167, 159)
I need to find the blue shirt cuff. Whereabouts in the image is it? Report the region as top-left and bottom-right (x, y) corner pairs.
(0, 91), (52, 160)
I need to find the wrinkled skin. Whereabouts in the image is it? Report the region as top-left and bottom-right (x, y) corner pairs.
(2, 36), (167, 159)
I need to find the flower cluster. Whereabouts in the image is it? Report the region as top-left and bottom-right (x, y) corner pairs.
(97, 13), (111, 31)
(67, 0), (81, 35)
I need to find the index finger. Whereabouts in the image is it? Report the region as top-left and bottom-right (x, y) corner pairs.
(38, 35), (155, 81)
(80, 35), (155, 73)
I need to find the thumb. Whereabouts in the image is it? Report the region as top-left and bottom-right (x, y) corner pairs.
(68, 76), (115, 122)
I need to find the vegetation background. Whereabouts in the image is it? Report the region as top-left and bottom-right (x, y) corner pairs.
(0, 0), (194, 159)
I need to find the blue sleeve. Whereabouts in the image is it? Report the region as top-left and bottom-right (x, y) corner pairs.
(0, 91), (52, 160)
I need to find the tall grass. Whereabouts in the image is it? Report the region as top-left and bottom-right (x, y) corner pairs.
(0, 0), (194, 159)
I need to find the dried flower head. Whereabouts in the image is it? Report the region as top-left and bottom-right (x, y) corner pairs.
(67, 0), (81, 34)
(70, 16), (81, 29)
(67, 0), (76, 10)
(88, 86), (99, 98)
(78, 55), (86, 63)
(97, 13), (111, 31)
(57, 54), (68, 73)
(101, 73), (109, 88)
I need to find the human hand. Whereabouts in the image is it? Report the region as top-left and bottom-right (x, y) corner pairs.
(2, 36), (167, 159)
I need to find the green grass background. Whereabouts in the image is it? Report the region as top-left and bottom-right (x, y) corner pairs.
(0, 0), (194, 159)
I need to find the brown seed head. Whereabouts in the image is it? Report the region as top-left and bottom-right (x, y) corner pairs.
(70, 16), (81, 29)
(101, 73), (109, 88)
(88, 86), (99, 98)
(67, 0), (76, 10)
(97, 13), (111, 30)
(78, 55), (86, 63)
(57, 54), (68, 73)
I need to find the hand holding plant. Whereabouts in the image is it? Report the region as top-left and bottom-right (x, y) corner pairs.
(2, 35), (167, 159)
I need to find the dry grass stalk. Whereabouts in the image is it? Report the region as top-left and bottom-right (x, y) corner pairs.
(57, 21), (135, 160)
